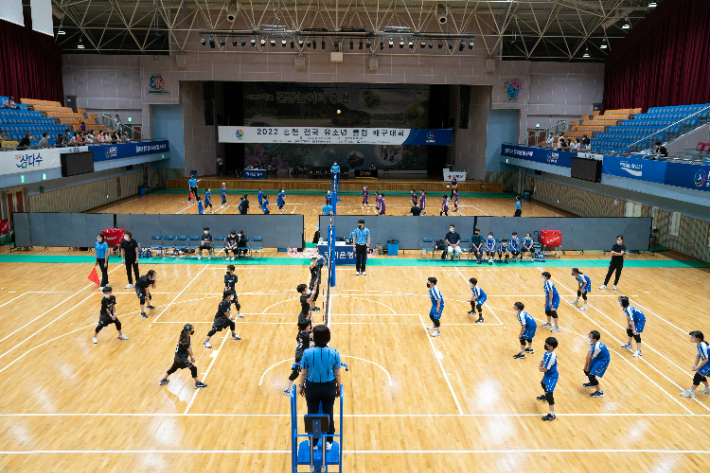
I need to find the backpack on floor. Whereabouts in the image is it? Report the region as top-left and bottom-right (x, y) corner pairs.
(436, 239), (447, 250)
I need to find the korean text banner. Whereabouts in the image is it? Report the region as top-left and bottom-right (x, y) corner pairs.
(501, 144), (574, 168)
(601, 156), (668, 184)
(0, 148), (62, 175)
(92, 140), (170, 162)
(218, 127), (452, 146)
(664, 162), (710, 192)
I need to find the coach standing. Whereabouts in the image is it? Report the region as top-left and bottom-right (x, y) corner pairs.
(600, 235), (626, 291)
(120, 231), (140, 289)
(351, 219), (371, 276)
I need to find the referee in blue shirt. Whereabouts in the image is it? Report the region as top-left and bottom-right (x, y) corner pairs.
(351, 219), (371, 276)
(297, 325), (342, 451)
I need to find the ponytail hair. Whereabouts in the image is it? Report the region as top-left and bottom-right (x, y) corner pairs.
(180, 324), (193, 346)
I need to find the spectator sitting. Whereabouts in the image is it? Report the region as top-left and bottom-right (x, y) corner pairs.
(18, 132), (32, 149)
(75, 132), (85, 144)
(80, 121), (86, 132)
(96, 131), (104, 143)
(655, 141), (668, 157)
(110, 133), (118, 144)
(1, 96), (17, 109)
(582, 135), (590, 149)
(442, 224), (462, 260)
(38, 133), (50, 148)
(236, 230), (248, 257)
(55, 134), (66, 147)
(0, 128), (8, 142)
(69, 133), (78, 145)
(122, 131), (131, 143)
(86, 131), (95, 144)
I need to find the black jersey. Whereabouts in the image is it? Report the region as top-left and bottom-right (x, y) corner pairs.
(299, 295), (311, 315)
(226, 235), (238, 247)
(294, 330), (311, 362)
(120, 239), (139, 262)
(175, 338), (191, 361)
(100, 295), (116, 319)
(240, 199), (249, 215)
(309, 261), (324, 282)
(215, 299), (231, 321)
(136, 275), (154, 290)
(224, 273), (238, 290)
(200, 234), (213, 245)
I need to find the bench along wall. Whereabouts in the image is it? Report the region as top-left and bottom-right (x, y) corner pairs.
(319, 216), (652, 251)
(13, 213), (304, 249)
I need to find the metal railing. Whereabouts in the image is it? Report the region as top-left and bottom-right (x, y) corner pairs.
(627, 105), (710, 150)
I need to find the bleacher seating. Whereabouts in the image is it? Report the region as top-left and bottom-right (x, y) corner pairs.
(591, 104), (710, 155)
(539, 109), (641, 148)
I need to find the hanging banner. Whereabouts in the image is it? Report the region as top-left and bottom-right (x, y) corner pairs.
(0, 0), (24, 26)
(30, 0), (53, 36)
(218, 126), (452, 146)
(0, 148), (62, 176)
(601, 156), (668, 184)
(92, 140), (170, 162)
(501, 144), (574, 168)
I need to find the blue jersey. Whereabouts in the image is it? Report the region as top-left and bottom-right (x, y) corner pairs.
(522, 237), (534, 249)
(205, 191), (211, 205)
(624, 306), (646, 332)
(515, 200), (522, 210)
(471, 286), (487, 305)
(485, 238), (496, 250)
(261, 198), (269, 213)
(589, 341), (610, 362)
(221, 188), (227, 202)
(429, 286), (444, 318)
(277, 191), (285, 206)
(197, 201), (203, 214)
(498, 242), (508, 252)
(576, 274), (591, 292)
(331, 165), (340, 174)
(509, 237), (520, 251)
(542, 351), (558, 376)
(237, 200), (243, 213)
(699, 342), (710, 375)
(258, 191), (264, 204)
(544, 280), (560, 309)
(517, 310), (537, 330)
(188, 178), (197, 188)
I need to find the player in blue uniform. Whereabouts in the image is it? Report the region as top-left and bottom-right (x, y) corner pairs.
(196, 196), (204, 215)
(618, 296), (645, 357)
(508, 232), (521, 262)
(277, 187), (286, 214)
(541, 272), (561, 333)
(466, 278), (486, 324)
(261, 195), (270, 214)
(204, 188), (213, 213)
(584, 330), (610, 398)
(484, 233), (497, 265)
(257, 188), (264, 205)
(427, 277), (444, 338)
(498, 238), (509, 263)
(571, 268), (591, 312)
(681, 331), (710, 398)
(220, 183), (227, 208)
(513, 302), (537, 359)
(521, 233), (535, 262)
(537, 337), (559, 421)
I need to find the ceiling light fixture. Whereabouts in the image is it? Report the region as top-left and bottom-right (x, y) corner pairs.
(622, 19), (631, 30)
(321, 39), (326, 49)
(468, 42), (474, 50)
(459, 41), (465, 51)
(209, 36), (215, 48)
(389, 39), (393, 48)
(77, 37), (85, 49)
(219, 38), (225, 46)
(583, 46), (590, 58)
(232, 39), (237, 46)
(281, 39), (287, 47)
(200, 38), (206, 46)
(438, 40), (443, 49)
(57, 30), (66, 35)
(260, 38), (266, 46)
(648, 1), (657, 7)
(600, 38), (607, 49)
(251, 38), (256, 46)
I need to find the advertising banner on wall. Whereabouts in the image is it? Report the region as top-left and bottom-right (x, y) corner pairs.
(601, 156), (668, 184)
(92, 140), (170, 162)
(664, 162), (710, 192)
(0, 148), (62, 176)
(501, 144), (574, 168)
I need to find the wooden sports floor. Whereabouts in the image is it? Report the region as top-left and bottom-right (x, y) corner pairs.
(1, 194), (709, 472)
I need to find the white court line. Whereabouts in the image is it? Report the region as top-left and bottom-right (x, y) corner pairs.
(628, 298), (689, 336)
(543, 272), (703, 414)
(184, 330), (233, 414)
(453, 266), (503, 324)
(174, 203), (193, 214)
(330, 295), (396, 314)
(0, 292), (26, 308)
(151, 265), (209, 323)
(258, 355), (393, 386)
(1, 412), (709, 418)
(0, 324), (95, 375)
(469, 204), (490, 216)
(261, 298), (300, 313)
(290, 206), (297, 214)
(155, 321), (507, 326)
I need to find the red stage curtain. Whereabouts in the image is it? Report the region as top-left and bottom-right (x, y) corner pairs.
(0, 12), (64, 103)
(602, 0), (710, 111)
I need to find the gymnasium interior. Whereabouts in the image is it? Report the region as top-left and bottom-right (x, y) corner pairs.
(1, 0), (709, 471)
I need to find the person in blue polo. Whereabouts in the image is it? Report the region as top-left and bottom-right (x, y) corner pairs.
(541, 272), (561, 333)
(297, 325), (342, 452)
(513, 302), (537, 359)
(350, 219), (371, 276)
(188, 174), (198, 204)
(584, 330), (610, 398)
(427, 277), (444, 338)
(330, 161), (340, 189)
(321, 196), (333, 216)
(467, 277), (486, 324)
(94, 233), (110, 290)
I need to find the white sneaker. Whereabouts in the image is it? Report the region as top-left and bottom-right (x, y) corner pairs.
(428, 324), (437, 330)
(237, 312), (244, 318)
(98, 286), (104, 291)
(204, 341), (212, 348)
(362, 272), (366, 276)
(325, 442), (332, 452)
(632, 350), (642, 357)
(92, 336), (98, 344)
(541, 322), (552, 328)
(680, 390), (696, 399)
(125, 284), (134, 289)
(612, 285), (617, 291)
(571, 299), (580, 305)
(699, 387), (710, 395)
(599, 285), (607, 290)
(355, 272), (360, 276)
(620, 343), (633, 349)
(551, 325), (560, 333)
(118, 333), (128, 340)
(581, 305), (588, 312)
(430, 330), (441, 337)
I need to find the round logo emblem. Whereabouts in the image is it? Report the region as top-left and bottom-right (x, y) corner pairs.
(694, 168), (707, 188)
(235, 129), (244, 140)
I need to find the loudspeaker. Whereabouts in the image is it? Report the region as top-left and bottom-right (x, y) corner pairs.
(203, 81), (214, 126)
(459, 85), (471, 129)
(65, 95), (77, 111)
(459, 85), (471, 104)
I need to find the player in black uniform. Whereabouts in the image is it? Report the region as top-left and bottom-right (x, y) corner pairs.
(160, 324), (207, 389)
(198, 227), (213, 259)
(284, 319), (313, 395)
(224, 230), (238, 261)
(93, 286), (128, 344)
(136, 270), (157, 319)
(224, 264), (243, 318)
(203, 290), (241, 348)
(297, 281), (320, 328)
(308, 255), (325, 313)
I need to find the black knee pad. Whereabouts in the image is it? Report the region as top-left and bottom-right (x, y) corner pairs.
(549, 310), (558, 319)
(545, 392), (555, 405)
(588, 375), (599, 386)
(545, 310), (552, 317)
(476, 304), (483, 314)
(520, 338), (532, 344)
(577, 290), (581, 297)
(582, 293), (587, 301)
(189, 366), (198, 378)
(115, 319), (122, 331)
(95, 322), (105, 333)
(633, 334), (642, 343)
(229, 321), (236, 332)
(139, 296), (146, 305)
(626, 328), (634, 338)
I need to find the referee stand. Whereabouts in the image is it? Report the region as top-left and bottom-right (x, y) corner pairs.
(290, 384), (345, 472)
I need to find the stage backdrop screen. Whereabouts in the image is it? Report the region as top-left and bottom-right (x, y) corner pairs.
(242, 83), (431, 171)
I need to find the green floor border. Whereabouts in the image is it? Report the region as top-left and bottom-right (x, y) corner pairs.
(0, 254), (707, 269)
(151, 189), (516, 198)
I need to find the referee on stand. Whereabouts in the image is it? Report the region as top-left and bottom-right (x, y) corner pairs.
(351, 219), (371, 276)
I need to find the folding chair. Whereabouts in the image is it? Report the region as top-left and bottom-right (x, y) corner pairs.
(420, 237), (434, 259)
(213, 236), (226, 258)
(250, 236), (263, 258)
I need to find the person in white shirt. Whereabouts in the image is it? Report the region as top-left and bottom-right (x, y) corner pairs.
(38, 133), (50, 148)
(114, 114), (122, 132)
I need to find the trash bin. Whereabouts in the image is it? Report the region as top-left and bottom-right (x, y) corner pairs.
(138, 186), (146, 196)
(387, 240), (400, 256)
(523, 191), (531, 201)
